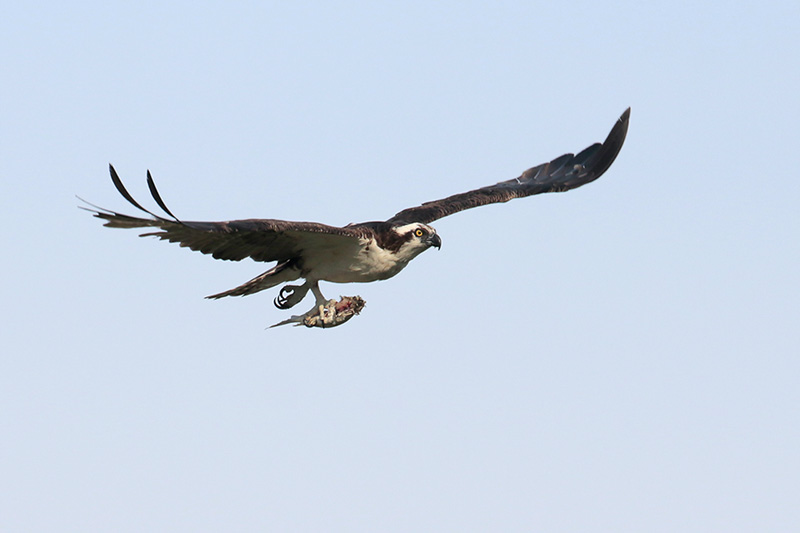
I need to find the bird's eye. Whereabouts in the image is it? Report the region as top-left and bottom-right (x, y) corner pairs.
(414, 228), (424, 237)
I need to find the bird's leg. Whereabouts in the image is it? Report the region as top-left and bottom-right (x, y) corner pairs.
(292, 282), (331, 321)
(309, 281), (328, 307)
(268, 281), (332, 328)
(295, 281), (330, 317)
(274, 282), (310, 309)
(274, 281), (328, 318)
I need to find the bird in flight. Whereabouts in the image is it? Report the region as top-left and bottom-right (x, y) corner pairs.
(82, 108), (630, 327)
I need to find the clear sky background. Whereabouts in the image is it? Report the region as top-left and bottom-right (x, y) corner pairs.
(2, 1), (798, 531)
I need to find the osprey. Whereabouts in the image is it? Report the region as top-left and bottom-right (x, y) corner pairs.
(83, 108), (629, 326)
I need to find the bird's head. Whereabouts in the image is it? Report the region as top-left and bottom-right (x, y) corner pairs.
(390, 222), (441, 261)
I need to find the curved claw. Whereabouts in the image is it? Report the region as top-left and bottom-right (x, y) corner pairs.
(274, 283), (309, 309)
(274, 286), (295, 309)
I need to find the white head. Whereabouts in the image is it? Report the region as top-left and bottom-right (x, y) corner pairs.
(388, 222), (442, 262)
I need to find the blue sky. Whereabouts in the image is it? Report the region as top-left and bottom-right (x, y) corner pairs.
(2, 1), (799, 531)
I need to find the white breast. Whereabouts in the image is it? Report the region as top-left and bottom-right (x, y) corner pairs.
(304, 237), (425, 284)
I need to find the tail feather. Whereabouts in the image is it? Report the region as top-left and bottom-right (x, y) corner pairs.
(205, 260), (300, 299)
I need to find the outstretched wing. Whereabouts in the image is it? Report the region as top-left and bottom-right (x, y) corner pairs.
(80, 165), (371, 263)
(388, 108), (630, 225)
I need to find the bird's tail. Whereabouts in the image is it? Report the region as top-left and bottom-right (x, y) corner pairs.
(205, 259), (300, 299)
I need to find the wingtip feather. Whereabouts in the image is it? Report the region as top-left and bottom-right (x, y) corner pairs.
(146, 169), (180, 221)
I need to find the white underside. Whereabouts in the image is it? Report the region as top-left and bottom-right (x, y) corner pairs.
(302, 237), (427, 283)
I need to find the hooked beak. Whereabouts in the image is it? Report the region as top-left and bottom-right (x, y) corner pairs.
(428, 233), (442, 250)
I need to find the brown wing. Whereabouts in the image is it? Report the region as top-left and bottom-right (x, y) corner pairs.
(81, 165), (371, 263)
(388, 108), (630, 225)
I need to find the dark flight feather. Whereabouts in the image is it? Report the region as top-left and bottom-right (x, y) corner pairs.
(107, 164), (164, 221)
(84, 167), (374, 263)
(387, 107), (630, 225)
(146, 169), (179, 221)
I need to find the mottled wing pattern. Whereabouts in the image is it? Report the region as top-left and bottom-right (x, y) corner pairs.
(388, 108), (630, 225)
(81, 165), (371, 263)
